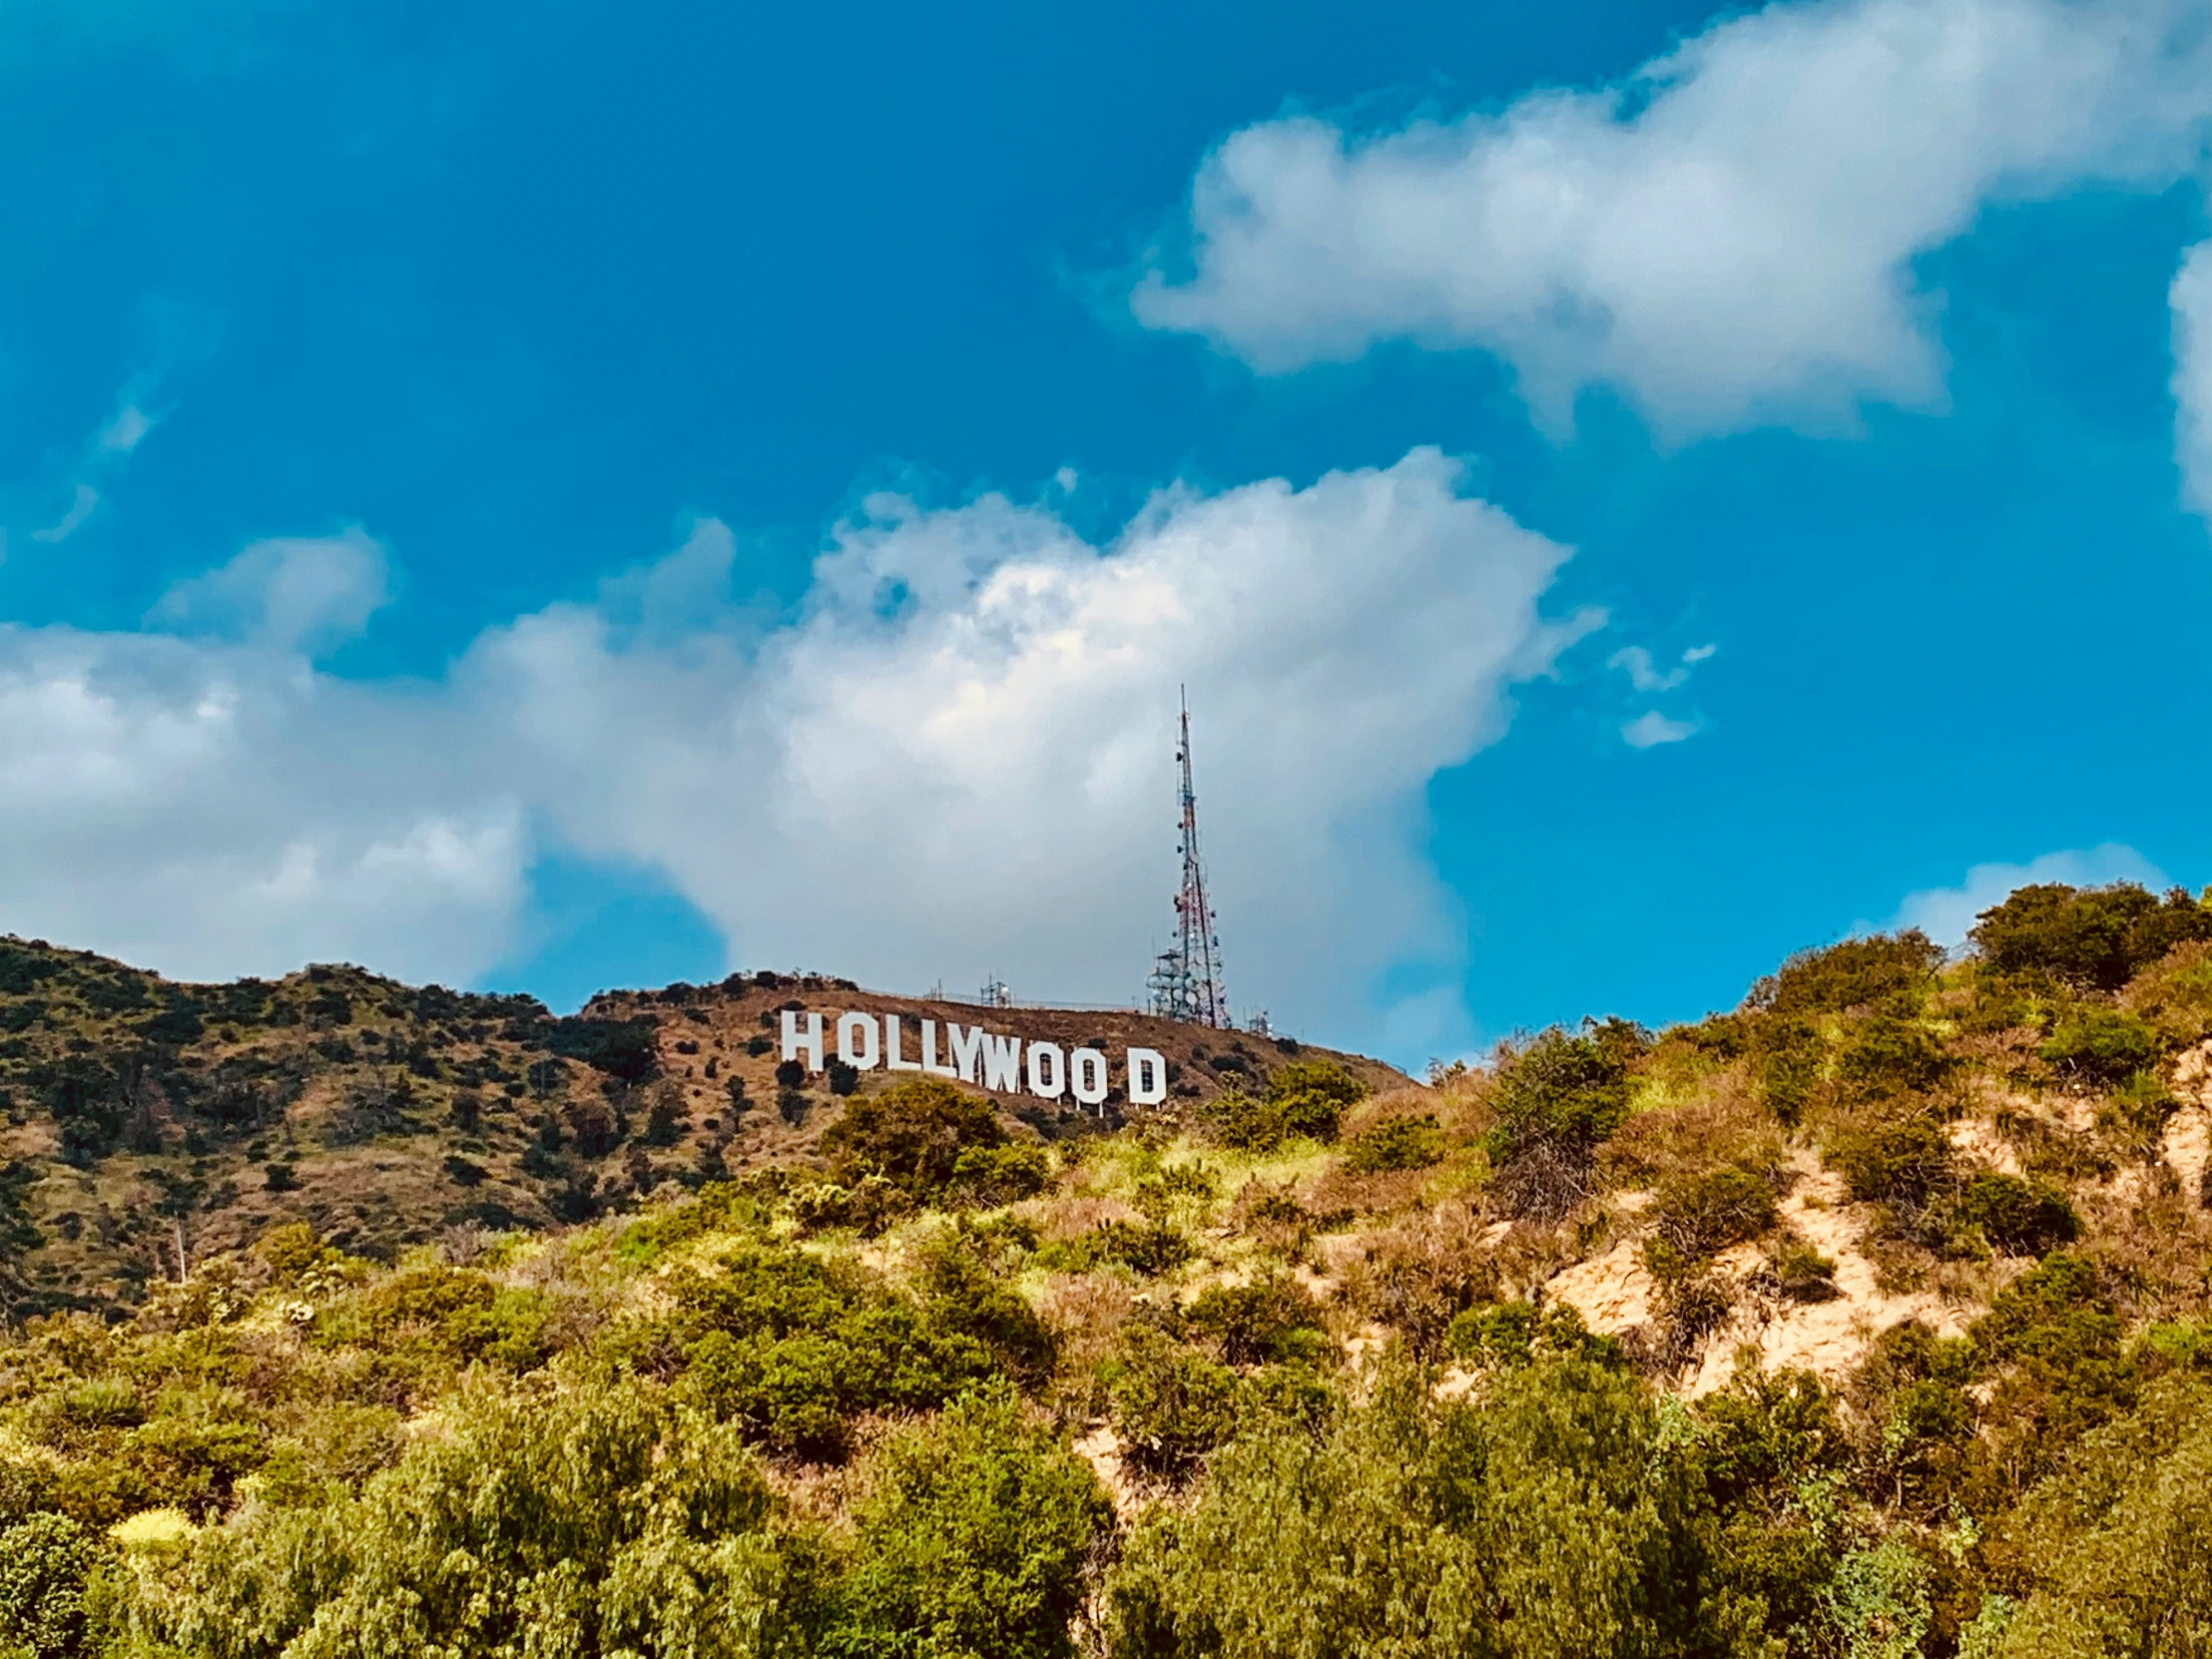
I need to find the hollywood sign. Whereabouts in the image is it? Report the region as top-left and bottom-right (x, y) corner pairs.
(782, 1009), (1168, 1110)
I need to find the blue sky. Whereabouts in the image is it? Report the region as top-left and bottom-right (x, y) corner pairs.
(1, 0), (2209, 1064)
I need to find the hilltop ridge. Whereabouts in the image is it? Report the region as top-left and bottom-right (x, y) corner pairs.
(0, 936), (1405, 1316)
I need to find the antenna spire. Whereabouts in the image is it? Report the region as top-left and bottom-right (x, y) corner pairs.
(1147, 687), (1229, 1027)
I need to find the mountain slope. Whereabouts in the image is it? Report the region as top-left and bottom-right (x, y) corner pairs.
(0, 935), (1402, 1316)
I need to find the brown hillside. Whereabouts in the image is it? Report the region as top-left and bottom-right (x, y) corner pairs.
(584, 976), (1408, 1167)
(0, 936), (1407, 1319)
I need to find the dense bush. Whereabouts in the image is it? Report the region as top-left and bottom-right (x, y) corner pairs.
(1443, 1301), (1624, 1373)
(111, 1375), (799, 1659)
(1264, 1059), (1368, 1138)
(1972, 1253), (2130, 1441)
(1826, 1113), (1955, 1211)
(1341, 1113), (1446, 1173)
(1950, 1174), (2078, 1258)
(1982, 1377), (2212, 1657)
(1751, 930), (1945, 1016)
(1971, 882), (2212, 992)
(1183, 1274), (1329, 1368)
(1105, 1357), (1724, 1657)
(1650, 1166), (1780, 1259)
(2037, 1006), (2161, 1085)
(1103, 1324), (1244, 1476)
(1038, 1218), (1192, 1278)
(0, 1511), (95, 1659)
(1837, 1016), (1954, 1098)
(672, 1241), (1015, 1457)
(829, 1383), (1111, 1659)
(1750, 1014), (1826, 1126)
(949, 1142), (1051, 1207)
(1205, 1059), (1369, 1151)
(1484, 1022), (1645, 1221)
(820, 1076), (1009, 1201)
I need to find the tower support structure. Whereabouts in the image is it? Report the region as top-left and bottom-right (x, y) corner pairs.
(1146, 690), (1229, 1027)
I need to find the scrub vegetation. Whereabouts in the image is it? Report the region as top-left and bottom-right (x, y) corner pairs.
(6, 879), (2212, 1655)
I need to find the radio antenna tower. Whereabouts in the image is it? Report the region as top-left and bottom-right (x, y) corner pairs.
(1146, 688), (1229, 1026)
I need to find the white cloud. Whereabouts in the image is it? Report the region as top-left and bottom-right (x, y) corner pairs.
(468, 449), (1593, 1046)
(1609, 642), (1715, 693)
(2175, 239), (2212, 519)
(31, 484), (100, 544)
(1134, 0), (2212, 441)
(0, 622), (529, 984)
(148, 529), (393, 657)
(0, 449), (1594, 1052)
(1885, 842), (2170, 946)
(98, 404), (157, 454)
(1621, 710), (1700, 748)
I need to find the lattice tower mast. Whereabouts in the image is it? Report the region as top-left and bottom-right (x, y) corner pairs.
(1146, 689), (1229, 1026)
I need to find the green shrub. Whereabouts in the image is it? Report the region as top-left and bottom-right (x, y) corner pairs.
(1038, 1219), (1192, 1278)
(1950, 1174), (2078, 1258)
(1751, 930), (1945, 1016)
(1104, 1355), (1717, 1657)
(949, 1142), (1051, 1207)
(1104, 1325), (1243, 1476)
(1645, 1167), (1779, 1264)
(1969, 1253), (2136, 1487)
(1184, 1275), (1329, 1368)
(1342, 1113), (1446, 1174)
(1264, 1060), (1368, 1140)
(918, 1236), (1058, 1388)
(1205, 1060), (1369, 1151)
(672, 1241), (1006, 1457)
(1483, 1023), (1644, 1221)
(1750, 1014), (1825, 1126)
(1981, 1377), (2212, 1656)
(2038, 1006), (2161, 1085)
(1826, 1114), (1955, 1210)
(113, 1376), (803, 1659)
(1692, 1364), (1847, 1513)
(0, 1512), (96, 1659)
(1972, 882), (2212, 992)
(1443, 1301), (1623, 1372)
(2119, 937), (2212, 1045)
(642, 1090), (686, 1146)
(830, 1383), (1111, 1659)
(1202, 1090), (1286, 1152)
(339, 1264), (553, 1373)
(1837, 1015), (1954, 1098)
(821, 1075), (1006, 1200)
(1764, 1238), (1840, 1303)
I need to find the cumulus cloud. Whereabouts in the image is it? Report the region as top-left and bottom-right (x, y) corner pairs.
(1884, 843), (2171, 946)
(468, 449), (1593, 1047)
(2175, 239), (2212, 518)
(149, 529), (394, 657)
(1134, 0), (2212, 440)
(0, 449), (1594, 1052)
(0, 621), (529, 985)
